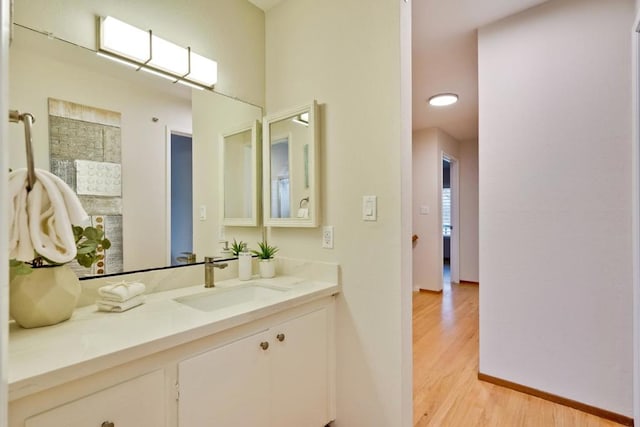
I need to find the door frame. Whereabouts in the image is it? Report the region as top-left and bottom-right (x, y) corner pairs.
(0, 0), (9, 424)
(441, 152), (460, 285)
(632, 9), (640, 425)
(165, 127), (194, 265)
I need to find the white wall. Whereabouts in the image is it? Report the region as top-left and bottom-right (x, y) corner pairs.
(264, 0), (413, 425)
(413, 128), (475, 290)
(12, 0), (265, 107)
(479, 0), (634, 415)
(460, 139), (479, 282)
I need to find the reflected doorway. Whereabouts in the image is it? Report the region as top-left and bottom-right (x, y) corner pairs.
(270, 138), (291, 218)
(168, 131), (193, 266)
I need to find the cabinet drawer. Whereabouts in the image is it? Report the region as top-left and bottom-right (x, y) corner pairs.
(25, 370), (165, 427)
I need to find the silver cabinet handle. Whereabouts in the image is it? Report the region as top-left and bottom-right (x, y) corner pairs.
(260, 341), (269, 350)
(276, 333), (285, 342)
(102, 422), (115, 427)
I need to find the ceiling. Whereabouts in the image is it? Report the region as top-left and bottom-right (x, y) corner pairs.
(250, 0), (548, 141)
(412, 0), (548, 140)
(248, 0), (282, 11)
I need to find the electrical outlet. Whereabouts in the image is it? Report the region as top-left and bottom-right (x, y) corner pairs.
(322, 226), (334, 249)
(218, 225), (226, 240)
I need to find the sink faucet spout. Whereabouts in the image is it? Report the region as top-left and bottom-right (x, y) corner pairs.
(204, 257), (229, 288)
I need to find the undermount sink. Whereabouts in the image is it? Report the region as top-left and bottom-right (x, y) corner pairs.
(174, 283), (289, 312)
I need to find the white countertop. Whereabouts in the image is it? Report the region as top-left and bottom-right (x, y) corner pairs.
(8, 275), (339, 400)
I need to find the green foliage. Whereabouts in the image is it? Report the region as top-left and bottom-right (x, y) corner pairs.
(250, 241), (279, 260)
(72, 225), (111, 268)
(230, 239), (247, 256)
(9, 225), (112, 274)
(9, 258), (32, 275)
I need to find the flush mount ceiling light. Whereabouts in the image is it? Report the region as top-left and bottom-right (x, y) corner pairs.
(97, 16), (218, 90)
(428, 93), (459, 107)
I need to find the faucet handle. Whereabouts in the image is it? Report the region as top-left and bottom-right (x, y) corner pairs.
(177, 252), (197, 264)
(204, 256), (216, 263)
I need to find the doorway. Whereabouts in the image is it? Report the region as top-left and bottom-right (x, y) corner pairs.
(167, 130), (193, 266)
(442, 153), (459, 289)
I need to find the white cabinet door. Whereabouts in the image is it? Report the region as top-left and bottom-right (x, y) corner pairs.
(25, 370), (165, 427)
(178, 329), (271, 427)
(270, 308), (329, 427)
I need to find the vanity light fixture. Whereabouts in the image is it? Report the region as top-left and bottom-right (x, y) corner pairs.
(177, 79), (205, 91)
(97, 16), (218, 89)
(428, 93), (459, 107)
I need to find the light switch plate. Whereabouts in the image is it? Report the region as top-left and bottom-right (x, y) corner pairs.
(322, 226), (334, 249)
(420, 205), (429, 215)
(199, 205), (207, 221)
(362, 195), (377, 221)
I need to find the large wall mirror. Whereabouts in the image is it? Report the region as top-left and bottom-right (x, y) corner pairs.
(263, 101), (320, 227)
(8, 20), (263, 275)
(219, 121), (261, 227)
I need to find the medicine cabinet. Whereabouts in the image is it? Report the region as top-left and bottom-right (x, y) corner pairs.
(219, 121), (261, 226)
(263, 101), (320, 227)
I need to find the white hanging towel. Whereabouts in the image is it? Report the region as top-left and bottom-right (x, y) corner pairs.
(8, 168), (88, 264)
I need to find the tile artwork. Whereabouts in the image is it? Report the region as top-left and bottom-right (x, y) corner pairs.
(48, 98), (123, 276)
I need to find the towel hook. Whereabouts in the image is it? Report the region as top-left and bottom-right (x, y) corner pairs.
(9, 110), (36, 191)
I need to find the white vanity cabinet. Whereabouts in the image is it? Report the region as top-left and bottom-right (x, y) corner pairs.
(9, 284), (337, 427)
(178, 329), (272, 426)
(23, 370), (166, 427)
(178, 307), (331, 427)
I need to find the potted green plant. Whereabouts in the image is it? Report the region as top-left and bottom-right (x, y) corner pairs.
(9, 225), (111, 328)
(251, 240), (278, 278)
(230, 238), (247, 257)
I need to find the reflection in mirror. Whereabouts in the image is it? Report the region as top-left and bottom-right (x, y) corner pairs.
(9, 24), (263, 275)
(263, 101), (319, 227)
(270, 137), (290, 218)
(220, 121), (260, 226)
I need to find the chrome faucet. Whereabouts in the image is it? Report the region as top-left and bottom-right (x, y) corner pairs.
(204, 256), (228, 288)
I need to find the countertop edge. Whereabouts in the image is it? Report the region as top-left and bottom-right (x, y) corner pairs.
(9, 281), (339, 401)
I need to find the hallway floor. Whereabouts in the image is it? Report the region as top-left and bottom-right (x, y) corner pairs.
(412, 284), (622, 426)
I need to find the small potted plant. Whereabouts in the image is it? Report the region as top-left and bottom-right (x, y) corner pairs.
(251, 240), (279, 278)
(9, 225), (111, 328)
(230, 238), (247, 257)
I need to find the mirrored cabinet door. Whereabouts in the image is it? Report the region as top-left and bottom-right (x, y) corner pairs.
(219, 121), (261, 226)
(263, 101), (320, 227)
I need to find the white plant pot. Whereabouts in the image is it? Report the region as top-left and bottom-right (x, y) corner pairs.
(259, 259), (276, 278)
(10, 265), (81, 329)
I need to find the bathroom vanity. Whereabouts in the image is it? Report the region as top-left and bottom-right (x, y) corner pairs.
(8, 273), (338, 427)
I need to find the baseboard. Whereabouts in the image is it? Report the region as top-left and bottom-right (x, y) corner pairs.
(477, 373), (634, 426)
(459, 280), (479, 285)
(418, 288), (443, 294)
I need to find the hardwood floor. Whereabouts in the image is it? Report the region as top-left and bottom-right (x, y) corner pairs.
(412, 283), (623, 427)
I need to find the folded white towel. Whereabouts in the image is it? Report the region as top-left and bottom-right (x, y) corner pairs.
(96, 295), (145, 313)
(9, 168), (88, 264)
(98, 281), (146, 302)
